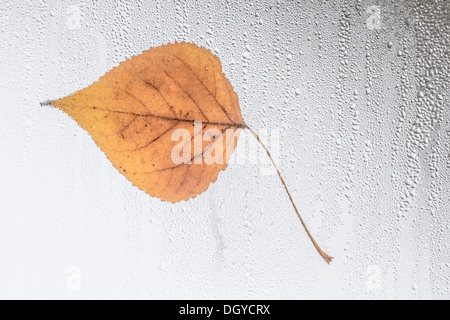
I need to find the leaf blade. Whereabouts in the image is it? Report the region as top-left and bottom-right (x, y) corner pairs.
(52, 42), (245, 203)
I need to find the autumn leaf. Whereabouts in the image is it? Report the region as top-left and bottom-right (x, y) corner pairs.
(42, 42), (333, 264)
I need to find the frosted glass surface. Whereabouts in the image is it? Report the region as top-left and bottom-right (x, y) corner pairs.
(0, 0), (448, 299)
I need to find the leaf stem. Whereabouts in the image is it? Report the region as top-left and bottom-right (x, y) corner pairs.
(247, 127), (333, 264)
(40, 100), (53, 107)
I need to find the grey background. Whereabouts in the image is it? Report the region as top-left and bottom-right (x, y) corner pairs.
(0, 0), (448, 299)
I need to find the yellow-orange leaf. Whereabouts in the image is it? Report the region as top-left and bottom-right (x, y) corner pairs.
(43, 42), (333, 264)
(49, 42), (246, 203)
